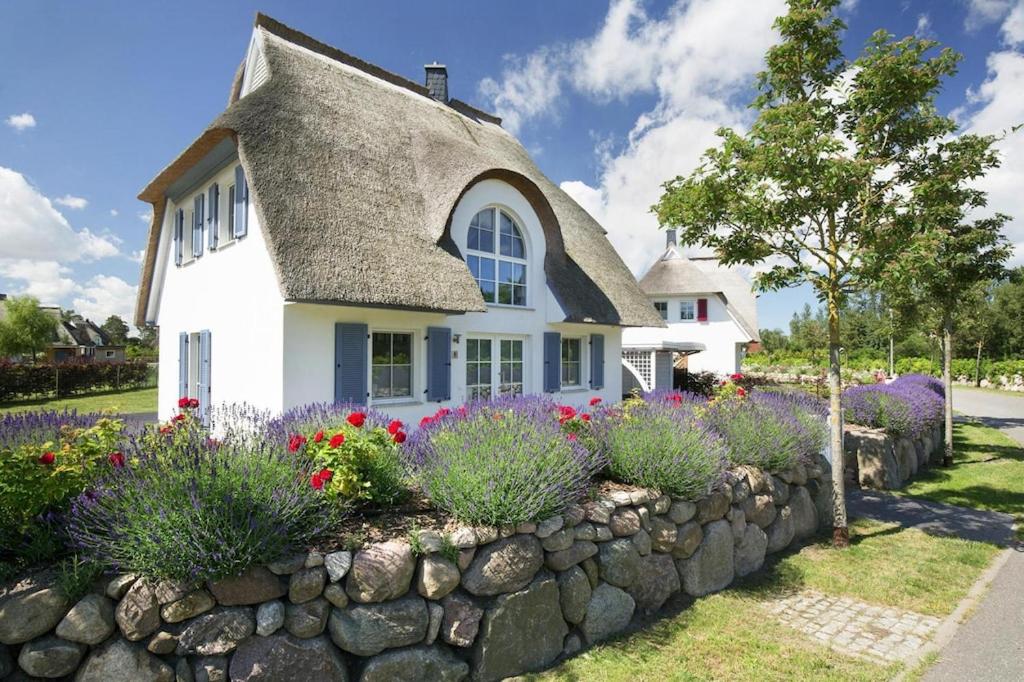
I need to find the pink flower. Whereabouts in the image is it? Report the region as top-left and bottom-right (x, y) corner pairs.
(108, 452), (125, 468)
(567, 433), (578, 441)
(347, 412), (366, 428)
(38, 451), (55, 465)
(387, 420), (404, 435)
(589, 397), (602, 406)
(329, 433), (345, 448)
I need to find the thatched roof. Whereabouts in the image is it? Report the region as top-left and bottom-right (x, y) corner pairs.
(637, 246), (760, 342)
(136, 14), (662, 329)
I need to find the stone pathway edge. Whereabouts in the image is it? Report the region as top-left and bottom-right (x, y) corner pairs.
(893, 544), (1016, 681)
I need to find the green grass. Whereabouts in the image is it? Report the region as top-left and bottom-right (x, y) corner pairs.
(536, 518), (997, 681)
(955, 385), (1024, 398)
(899, 421), (1024, 531)
(0, 386), (158, 415)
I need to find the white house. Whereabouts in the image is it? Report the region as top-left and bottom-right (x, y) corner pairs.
(134, 14), (662, 424)
(621, 231), (760, 392)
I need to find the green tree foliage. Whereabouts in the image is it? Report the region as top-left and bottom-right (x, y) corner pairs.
(0, 296), (57, 361)
(100, 315), (130, 345)
(758, 328), (790, 353)
(652, 0), (980, 545)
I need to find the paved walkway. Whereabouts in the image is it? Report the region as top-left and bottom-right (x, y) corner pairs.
(847, 490), (1015, 545)
(764, 591), (940, 663)
(953, 387), (1024, 446)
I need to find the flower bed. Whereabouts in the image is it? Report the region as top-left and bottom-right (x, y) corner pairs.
(843, 374), (944, 439)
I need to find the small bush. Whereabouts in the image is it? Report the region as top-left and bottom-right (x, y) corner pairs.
(66, 412), (334, 582)
(404, 396), (604, 526)
(275, 403), (408, 506)
(706, 391), (826, 471)
(843, 380), (943, 438)
(894, 373), (944, 398)
(592, 395), (727, 500)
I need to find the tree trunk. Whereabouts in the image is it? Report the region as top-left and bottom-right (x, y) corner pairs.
(827, 292), (849, 548)
(888, 310), (895, 377)
(974, 341), (983, 387)
(942, 314), (954, 467)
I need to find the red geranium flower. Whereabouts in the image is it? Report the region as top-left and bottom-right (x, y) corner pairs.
(737, 387), (747, 397)
(173, 413), (186, 422)
(108, 451), (125, 468)
(567, 433), (578, 441)
(393, 431), (407, 444)
(347, 412), (366, 428)
(580, 413), (591, 422)
(419, 416), (434, 428)
(288, 434), (307, 452)
(329, 432), (345, 448)
(310, 473), (324, 490)
(435, 408), (451, 419)
(159, 425), (172, 435)
(318, 468), (333, 482)
(589, 397), (602, 406)
(557, 405), (577, 424)
(178, 397), (190, 408)
(387, 419), (403, 435)
(188, 398), (200, 409)
(38, 451), (55, 465)
(313, 430), (325, 443)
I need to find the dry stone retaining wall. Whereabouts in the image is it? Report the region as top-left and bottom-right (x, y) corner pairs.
(843, 422), (945, 490)
(0, 462), (833, 682)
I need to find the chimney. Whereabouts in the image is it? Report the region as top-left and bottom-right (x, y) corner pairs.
(666, 229), (677, 248)
(424, 63), (448, 103)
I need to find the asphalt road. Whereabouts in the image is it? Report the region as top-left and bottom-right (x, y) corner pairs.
(922, 386), (1023, 682)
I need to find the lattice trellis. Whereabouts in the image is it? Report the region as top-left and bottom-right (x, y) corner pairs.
(622, 350), (654, 392)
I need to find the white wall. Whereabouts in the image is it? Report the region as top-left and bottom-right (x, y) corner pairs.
(622, 294), (749, 376)
(153, 159), (285, 420)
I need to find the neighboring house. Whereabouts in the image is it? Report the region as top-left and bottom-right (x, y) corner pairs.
(622, 231), (760, 392)
(135, 14), (662, 423)
(49, 315), (127, 363)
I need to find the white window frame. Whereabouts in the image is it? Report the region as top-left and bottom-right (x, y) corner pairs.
(679, 299), (696, 322)
(104, 350), (115, 359)
(465, 337), (494, 401)
(369, 329), (415, 403)
(466, 206), (529, 308)
(560, 336), (585, 389)
(654, 301), (668, 320)
(466, 335), (526, 398)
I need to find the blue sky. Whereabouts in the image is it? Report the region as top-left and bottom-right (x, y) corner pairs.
(1, 0), (1022, 332)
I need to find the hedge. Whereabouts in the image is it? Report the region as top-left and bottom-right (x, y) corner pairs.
(0, 360), (153, 402)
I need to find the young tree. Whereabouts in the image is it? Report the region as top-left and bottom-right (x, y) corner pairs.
(101, 315), (130, 345)
(759, 328), (790, 353)
(882, 131), (1012, 465)
(653, 0), (966, 546)
(0, 296), (57, 361)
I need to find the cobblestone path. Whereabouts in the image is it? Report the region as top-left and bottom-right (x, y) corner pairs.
(763, 590), (941, 663)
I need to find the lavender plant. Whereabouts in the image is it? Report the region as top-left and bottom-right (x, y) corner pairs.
(844, 380), (943, 438)
(66, 417), (334, 582)
(706, 392), (826, 471)
(592, 397), (728, 500)
(404, 396), (604, 526)
(893, 373), (945, 398)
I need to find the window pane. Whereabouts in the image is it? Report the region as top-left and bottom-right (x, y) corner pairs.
(474, 208), (493, 230)
(479, 280), (496, 303)
(479, 258), (495, 281)
(478, 227), (494, 253)
(497, 283), (513, 305)
(512, 363), (523, 383)
(467, 338), (478, 361)
(467, 255), (479, 278)
(511, 340), (523, 360)
(499, 261), (515, 284)
(500, 340), (511, 361)
(500, 233), (513, 257)
(513, 263), (526, 285)
(479, 339), (492, 361)
(392, 366), (411, 397)
(392, 334), (411, 364)
(500, 364), (512, 384)
(372, 333), (391, 364)
(511, 236), (524, 259)
(512, 285), (526, 307)
(468, 227), (480, 251)
(371, 366), (390, 398)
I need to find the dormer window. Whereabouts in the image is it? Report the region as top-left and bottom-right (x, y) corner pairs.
(466, 207), (527, 306)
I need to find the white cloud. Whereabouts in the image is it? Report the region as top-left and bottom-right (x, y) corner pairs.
(137, 210), (153, 224)
(109, 209), (119, 217)
(480, 0), (786, 274)
(965, 0), (1014, 32)
(129, 249), (145, 264)
(54, 194), (88, 210)
(72, 275), (138, 326)
(5, 112), (36, 131)
(0, 260), (78, 304)
(1003, 0), (1024, 45)
(0, 167), (120, 262)
(915, 14), (933, 38)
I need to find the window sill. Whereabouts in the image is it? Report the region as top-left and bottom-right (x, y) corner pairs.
(485, 304), (535, 311)
(560, 386), (588, 393)
(370, 398), (421, 407)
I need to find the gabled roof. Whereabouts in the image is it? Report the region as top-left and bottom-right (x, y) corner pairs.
(636, 246), (760, 342)
(135, 14), (663, 329)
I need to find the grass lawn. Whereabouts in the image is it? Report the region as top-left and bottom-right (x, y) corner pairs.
(900, 420), (1024, 531)
(0, 386), (158, 416)
(535, 518), (997, 681)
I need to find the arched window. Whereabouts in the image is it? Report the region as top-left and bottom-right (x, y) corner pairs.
(466, 207), (527, 306)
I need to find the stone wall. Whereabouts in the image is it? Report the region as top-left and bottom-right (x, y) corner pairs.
(843, 422), (944, 490)
(0, 462), (833, 682)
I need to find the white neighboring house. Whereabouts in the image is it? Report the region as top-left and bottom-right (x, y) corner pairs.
(621, 231), (760, 392)
(135, 14), (663, 424)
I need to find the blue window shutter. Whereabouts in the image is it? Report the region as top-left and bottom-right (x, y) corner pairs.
(426, 327), (452, 402)
(178, 332), (188, 398)
(234, 164), (248, 238)
(174, 209), (184, 266)
(193, 194), (204, 258)
(335, 323), (367, 405)
(208, 184), (219, 251)
(590, 333), (605, 390)
(543, 332), (561, 393)
(198, 330), (212, 425)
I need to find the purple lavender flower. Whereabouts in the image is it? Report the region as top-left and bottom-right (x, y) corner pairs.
(843, 378), (943, 438)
